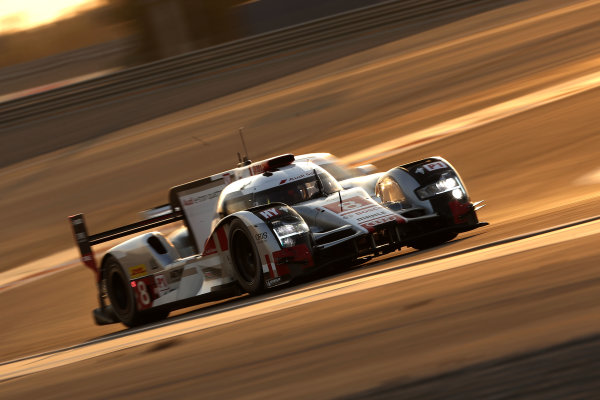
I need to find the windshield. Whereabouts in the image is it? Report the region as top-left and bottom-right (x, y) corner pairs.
(221, 171), (342, 216)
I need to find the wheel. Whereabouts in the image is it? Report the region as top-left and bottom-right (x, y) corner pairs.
(229, 220), (264, 294)
(104, 256), (169, 327)
(408, 232), (458, 251)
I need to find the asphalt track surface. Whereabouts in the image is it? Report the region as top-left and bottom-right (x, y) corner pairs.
(1, 0), (599, 398)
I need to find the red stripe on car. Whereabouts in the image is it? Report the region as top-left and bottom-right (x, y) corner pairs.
(216, 227), (228, 251)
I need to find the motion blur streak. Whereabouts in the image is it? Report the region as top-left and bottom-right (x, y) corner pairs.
(343, 70), (600, 165)
(217, 0), (599, 122)
(2, 70), (598, 290)
(225, 0), (599, 116)
(2, 219), (598, 382)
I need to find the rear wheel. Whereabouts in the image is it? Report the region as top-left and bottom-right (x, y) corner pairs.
(229, 220), (264, 295)
(408, 232), (458, 251)
(104, 256), (168, 327)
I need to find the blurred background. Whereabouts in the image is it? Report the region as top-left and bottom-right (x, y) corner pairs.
(0, 0), (387, 98)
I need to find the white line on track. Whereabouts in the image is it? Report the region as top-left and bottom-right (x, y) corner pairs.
(342, 69), (600, 165)
(2, 218), (599, 381)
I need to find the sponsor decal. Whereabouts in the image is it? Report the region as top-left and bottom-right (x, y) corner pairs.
(129, 264), (148, 279)
(423, 161), (447, 172)
(415, 161), (448, 175)
(255, 232), (268, 242)
(132, 276), (157, 310)
(154, 274), (170, 296)
(359, 215), (403, 230)
(182, 191), (221, 207)
(323, 196), (372, 214)
(288, 174), (306, 182)
(355, 210), (391, 221)
(323, 196), (385, 215)
(259, 207), (280, 219)
(323, 196), (404, 231)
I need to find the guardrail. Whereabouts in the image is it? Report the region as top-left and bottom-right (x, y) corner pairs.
(0, 0), (483, 127)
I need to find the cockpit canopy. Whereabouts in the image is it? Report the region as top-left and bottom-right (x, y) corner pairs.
(218, 162), (342, 217)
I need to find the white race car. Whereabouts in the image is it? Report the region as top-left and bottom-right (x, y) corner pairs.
(70, 153), (486, 327)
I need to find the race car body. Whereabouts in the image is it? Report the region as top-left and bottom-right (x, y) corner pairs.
(69, 153), (486, 327)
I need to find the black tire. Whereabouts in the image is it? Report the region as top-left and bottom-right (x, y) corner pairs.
(229, 220), (264, 294)
(408, 232), (458, 251)
(104, 256), (169, 327)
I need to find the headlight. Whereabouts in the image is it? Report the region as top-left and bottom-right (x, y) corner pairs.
(416, 174), (463, 200)
(271, 219), (309, 248)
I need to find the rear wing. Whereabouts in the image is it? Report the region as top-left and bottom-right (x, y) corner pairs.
(68, 208), (182, 281)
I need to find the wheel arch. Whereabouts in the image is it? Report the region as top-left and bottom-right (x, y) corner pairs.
(210, 206), (292, 291)
(208, 211), (270, 282)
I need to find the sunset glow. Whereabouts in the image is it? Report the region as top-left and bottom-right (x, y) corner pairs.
(0, 0), (106, 34)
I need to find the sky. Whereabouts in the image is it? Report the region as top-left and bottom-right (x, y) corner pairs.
(0, 0), (106, 34)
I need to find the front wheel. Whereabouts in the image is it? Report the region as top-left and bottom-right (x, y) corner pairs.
(229, 220), (264, 295)
(104, 256), (169, 327)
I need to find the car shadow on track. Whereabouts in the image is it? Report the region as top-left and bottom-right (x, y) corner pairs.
(93, 233), (486, 340)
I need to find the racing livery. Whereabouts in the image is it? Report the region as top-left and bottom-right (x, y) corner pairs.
(69, 153), (486, 327)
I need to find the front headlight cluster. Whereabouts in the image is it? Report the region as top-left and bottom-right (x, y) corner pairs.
(271, 219), (310, 248)
(416, 173), (464, 200)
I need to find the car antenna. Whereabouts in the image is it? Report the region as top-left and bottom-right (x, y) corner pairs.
(338, 190), (343, 212)
(238, 127), (251, 166)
